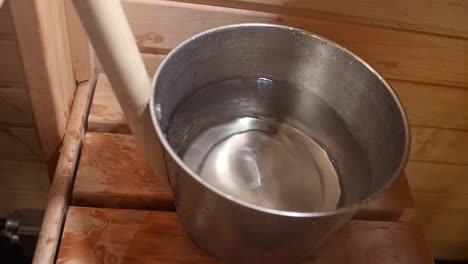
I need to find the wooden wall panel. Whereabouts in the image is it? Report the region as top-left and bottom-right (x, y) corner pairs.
(9, 0), (77, 171)
(393, 81), (468, 131)
(0, 89), (34, 127)
(0, 127), (42, 161)
(406, 161), (468, 195)
(0, 190), (48, 212)
(122, 0), (468, 88)
(0, 39), (25, 83)
(0, 160), (49, 192)
(173, 0), (468, 38)
(411, 127), (468, 165)
(64, 0), (93, 82)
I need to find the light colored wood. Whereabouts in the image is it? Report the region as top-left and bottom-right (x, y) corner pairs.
(73, 0), (168, 186)
(393, 80), (468, 131)
(0, 127), (42, 161)
(9, 0), (77, 172)
(73, 131), (413, 221)
(33, 80), (95, 264)
(64, 0), (93, 82)
(0, 88), (34, 127)
(0, 160), (49, 214)
(122, 0), (468, 88)
(73, 132), (173, 210)
(0, 160), (49, 192)
(57, 206), (433, 263)
(88, 74), (130, 134)
(406, 161), (468, 195)
(95, 52), (165, 76)
(186, 0), (468, 38)
(411, 126), (468, 165)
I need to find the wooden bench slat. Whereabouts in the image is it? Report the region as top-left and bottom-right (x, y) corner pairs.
(73, 132), (173, 211)
(57, 206), (433, 263)
(73, 131), (414, 221)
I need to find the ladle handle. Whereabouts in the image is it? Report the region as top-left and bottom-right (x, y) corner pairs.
(72, 0), (168, 186)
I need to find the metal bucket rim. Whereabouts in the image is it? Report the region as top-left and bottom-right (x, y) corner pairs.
(150, 23), (410, 217)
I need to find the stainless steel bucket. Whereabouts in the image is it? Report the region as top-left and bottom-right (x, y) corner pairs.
(151, 24), (409, 263)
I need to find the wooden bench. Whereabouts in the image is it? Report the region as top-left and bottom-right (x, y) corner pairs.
(57, 206), (432, 263)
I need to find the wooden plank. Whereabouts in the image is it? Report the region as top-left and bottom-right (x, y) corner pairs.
(0, 160), (49, 192)
(406, 161), (468, 195)
(411, 126), (468, 165)
(94, 52), (164, 76)
(57, 206), (433, 263)
(73, 132), (412, 220)
(183, 0), (468, 38)
(64, 0), (93, 82)
(0, 190), (48, 212)
(393, 80), (468, 131)
(0, 127), (42, 161)
(9, 0), (77, 174)
(414, 209), (468, 260)
(33, 80), (95, 264)
(0, 88), (34, 127)
(0, 39), (24, 83)
(73, 132), (173, 210)
(122, 0), (468, 88)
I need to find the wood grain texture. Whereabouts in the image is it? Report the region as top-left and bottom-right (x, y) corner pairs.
(179, 0), (468, 38)
(392, 81), (468, 131)
(406, 161), (468, 195)
(88, 74), (130, 134)
(73, 132), (412, 221)
(9, 0), (77, 172)
(33, 80), (95, 264)
(411, 126), (468, 165)
(121, 0), (468, 88)
(57, 206), (433, 263)
(64, 0), (93, 82)
(0, 88), (34, 127)
(73, 132), (173, 210)
(74, 0), (168, 187)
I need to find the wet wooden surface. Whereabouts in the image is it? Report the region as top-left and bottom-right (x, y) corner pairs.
(73, 132), (173, 211)
(73, 132), (413, 221)
(57, 206), (433, 264)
